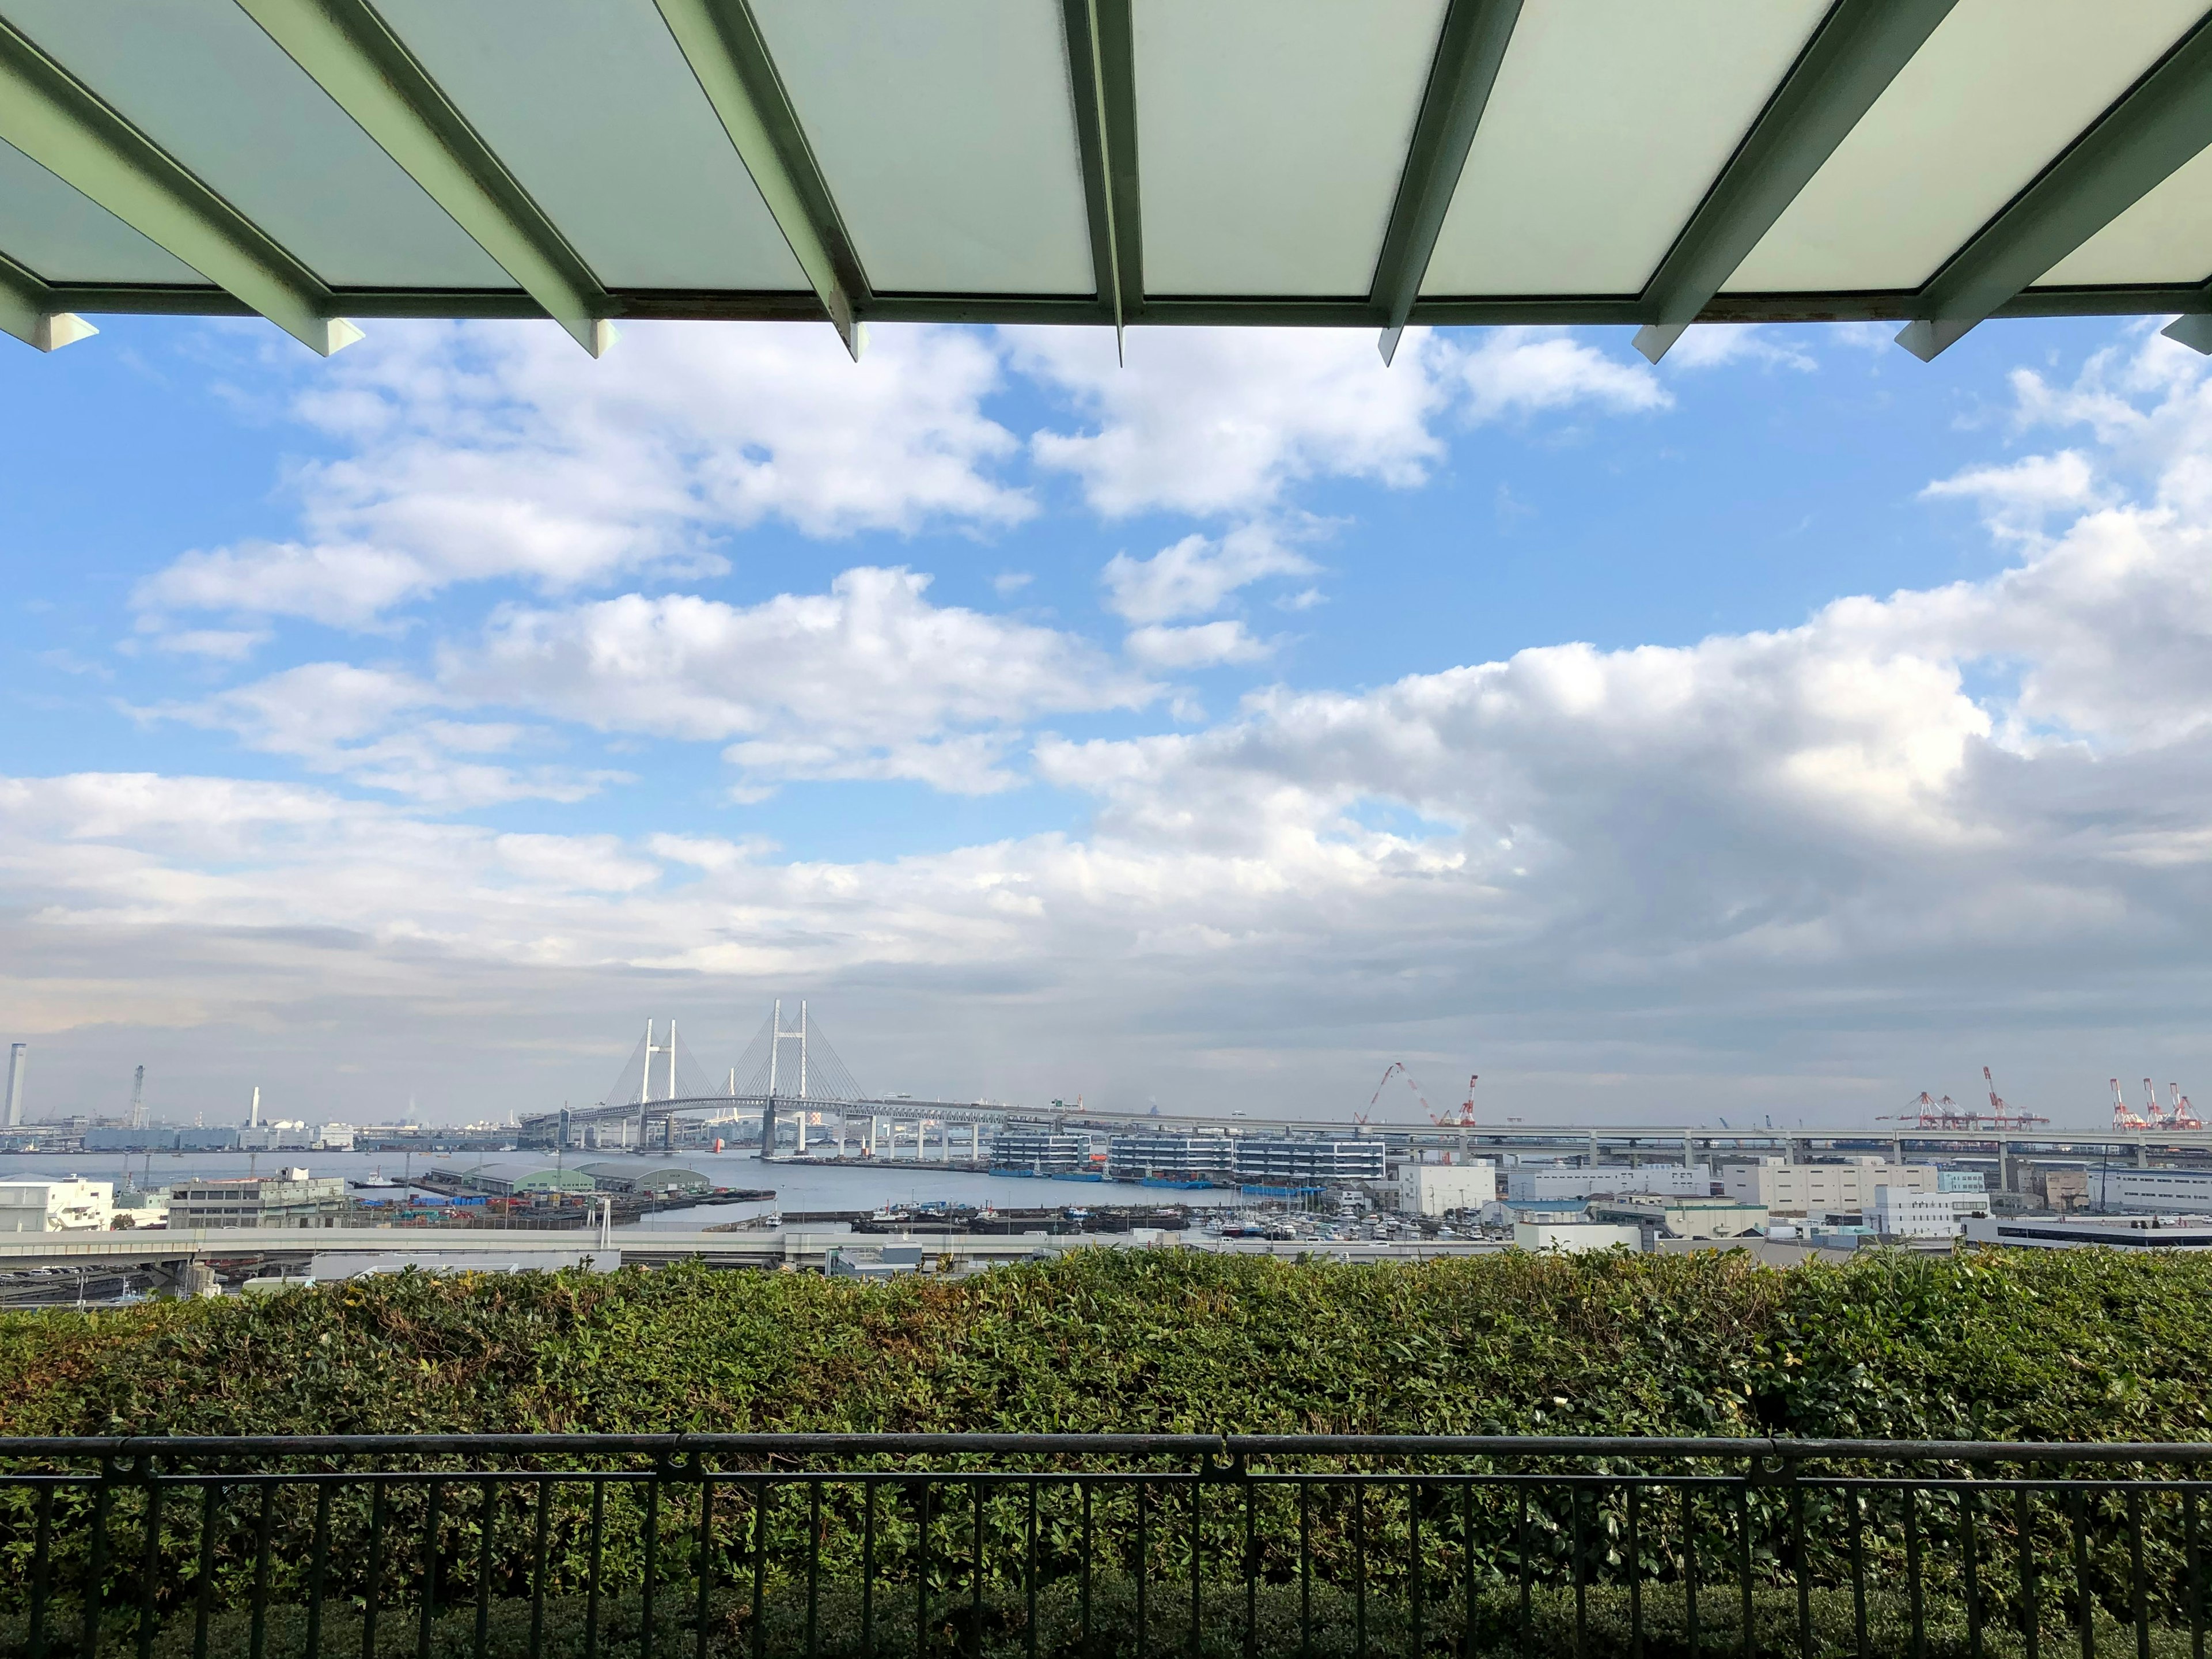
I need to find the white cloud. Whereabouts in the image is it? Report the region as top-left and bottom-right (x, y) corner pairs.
(1101, 522), (1319, 624)
(450, 566), (1157, 794)
(1017, 326), (1447, 517)
(1017, 325), (1666, 518)
(1448, 327), (1671, 423)
(1123, 620), (1274, 669)
(1662, 325), (1817, 373)
(1922, 450), (2103, 539)
(153, 662), (618, 808)
(134, 322), (1031, 630)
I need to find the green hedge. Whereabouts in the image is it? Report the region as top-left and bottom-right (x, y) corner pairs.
(0, 1245), (2207, 1441)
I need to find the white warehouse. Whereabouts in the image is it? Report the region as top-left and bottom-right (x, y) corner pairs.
(2086, 1169), (2212, 1214)
(1398, 1162), (1497, 1215)
(1726, 1157), (1938, 1215)
(1505, 1164), (1710, 1202)
(0, 1177), (113, 1233)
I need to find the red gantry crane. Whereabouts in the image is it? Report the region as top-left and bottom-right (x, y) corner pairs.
(1358, 1061), (1433, 1127)
(1429, 1074), (1479, 1128)
(2112, 1077), (2155, 1131)
(1980, 1066), (2050, 1130)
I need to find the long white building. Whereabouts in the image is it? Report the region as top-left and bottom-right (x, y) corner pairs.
(1725, 1157), (1937, 1215)
(2086, 1168), (2212, 1214)
(1505, 1164), (1711, 1202)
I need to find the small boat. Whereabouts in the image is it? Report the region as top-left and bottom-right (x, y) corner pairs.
(350, 1173), (398, 1190)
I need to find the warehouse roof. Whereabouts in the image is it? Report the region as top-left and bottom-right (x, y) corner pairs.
(575, 1163), (711, 1195)
(5, 1), (2212, 365)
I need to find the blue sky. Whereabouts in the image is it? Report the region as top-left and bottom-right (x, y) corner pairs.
(5, 310), (2211, 1128)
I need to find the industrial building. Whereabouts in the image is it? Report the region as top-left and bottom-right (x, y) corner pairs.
(987, 1132), (1091, 1173)
(1397, 1162), (1497, 1215)
(1105, 1135), (1234, 1181)
(1870, 1186), (1964, 1240)
(1589, 1195), (1768, 1240)
(1965, 1215), (2212, 1251)
(451, 1164), (597, 1198)
(1505, 1164), (1711, 1202)
(2086, 1168), (2212, 1214)
(0, 1177), (112, 1233)
(1506, 1200), (1642, 1255)
(1231, 1138), (1385, 1184)
(167, 1172), (347, 1230)
(1724, 1156), (1938, 1215)
(574, 1163), (710, 1198)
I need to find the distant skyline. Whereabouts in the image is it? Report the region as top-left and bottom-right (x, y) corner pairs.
(6, 313), (2212, 1130)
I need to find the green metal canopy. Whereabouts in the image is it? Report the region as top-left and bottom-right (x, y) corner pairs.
(5, 0), (2212, 364)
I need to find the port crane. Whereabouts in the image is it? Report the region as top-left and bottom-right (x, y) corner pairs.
(1358, 1061), (1433, 1126)
(2112, 1077), (2155, 1131)
(1882, 1092), (1978, 1130)
(2165, 1084), (2205, 1131)
(1980, 1066), (2049, 1130)
(1429, 1074), (1479, 1128)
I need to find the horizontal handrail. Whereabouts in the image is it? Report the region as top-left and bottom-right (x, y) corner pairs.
(0, 1430), (2208, 1461)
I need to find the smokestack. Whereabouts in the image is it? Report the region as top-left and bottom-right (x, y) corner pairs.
(129, 1065), (146, 1130)
(3, 1044), (23, 1128)
(248, 1085), (260, 1129)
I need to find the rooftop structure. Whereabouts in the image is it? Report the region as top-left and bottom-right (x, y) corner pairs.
(573, 1163), (710, 1198)
(1589, 1195), (1769, 1240)
(168, 1172), (344, 1230)
(451, 1164), (597, 1198)
(0, 1176), (110, 1233)
(1965, 1214), (2212, 1251)
(3, 5), (2211, 368)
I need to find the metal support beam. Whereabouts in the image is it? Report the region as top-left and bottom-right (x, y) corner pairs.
(1635, 0), (1957, 364)
(1370, 0), (1524, 365)
(652, 0), (868, 359)
(1899, 16), (2212, 362)
(235, 0), (612, 356)
(0, 16), (357, 356)
(1061, 0), (1142, 359)
(0, 251), (94, 351)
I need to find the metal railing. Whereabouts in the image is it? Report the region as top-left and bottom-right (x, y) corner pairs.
(0, 1434), (2205, 1659)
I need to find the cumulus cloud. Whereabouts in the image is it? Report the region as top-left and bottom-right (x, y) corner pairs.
(1101, 522), (1319, 624)
(1123, 620), (1274, 669)
(449, 566), (1157, 794)
(134, 321), (1031, 630)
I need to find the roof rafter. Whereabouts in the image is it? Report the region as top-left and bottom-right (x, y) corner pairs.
(0, 14), (357, 355)
(1899, 15), (2212, 362)
(1369, 0), (1524, 366)
(0, 249), (95, 352)
(234, 0), (612, 357)
(652, 0), (869, 359)
(1634, 0), (1958, 365)
(1059, 0), (1142, 357)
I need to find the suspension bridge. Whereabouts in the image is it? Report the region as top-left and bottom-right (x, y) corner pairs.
(516, 1001), (1037, 1161)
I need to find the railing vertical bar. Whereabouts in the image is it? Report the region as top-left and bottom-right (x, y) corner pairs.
(1850, 1491), (1866, 1659)
(419, 1480), (445, 1659)
(1738, 1480), (1754, 1659)
(1300, 1479), (1312, 1659)
(1355, 1479), (1368, 1659)
(530, 1478), (551, 1659)
(698, 1476), (718, 1659)
(1687, 1483), (1702, 1659)
(85, 1465), (115, 1659)
(1244, 1478), (1257, 1659)
(1790, 1482), (1809, 1659)
(2021, 1485), (2040, 1659)
(863, 1479), (878, 1659)
(1188, 1475), (1201, 1659)
(2127, 1488), (2148, 1659)
(1135, 1478), (1147, 1659)
(2073, 1488), (2096, 1659)
(1027, 1479), (1040, 1659)
(641, 1472), (661, 1659)
(1518, 1488), (1532, 1654)
(30, 1482), (58, 1659)
(585, 1480), (605, 1659)
(361, 1483), (385, 1659)
(751, 1480), (770, 1659)
(1964, 1483), (1983, 1659)
(304, 1480), (331, 1659)
(249, 1479), (275, 1659)
(475, 1479), (497, 1659)
(1628, 1482), (1645, 1659)
(1461, 1480), (1475, 1659)
(1907, 1484), (1925, 1659)
(1573, 1483), (1587, 1659)
(975, 1478), (988, 1659)
(1410, 1480), (1425, 1659)
(806, 1479), (821, 1659)
(918, 1480), (933, 1659)
(135, 1470), (165, 1659)
(2186, 1485), (2205, 1659)
(1081, 1480), (1094, 1658)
